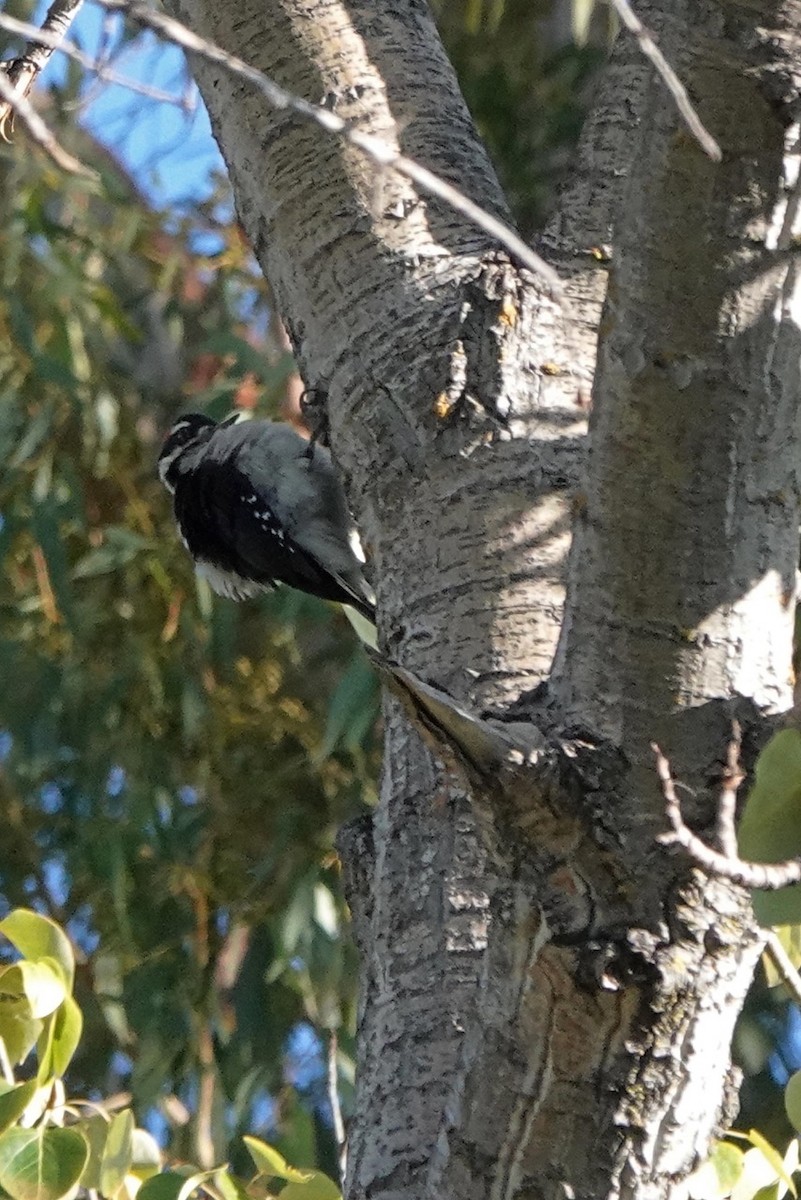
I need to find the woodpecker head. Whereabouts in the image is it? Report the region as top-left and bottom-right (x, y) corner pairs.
(158, 413), (219, 493)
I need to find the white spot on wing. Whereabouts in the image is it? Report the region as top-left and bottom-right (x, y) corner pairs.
(349, 527), (366, 563)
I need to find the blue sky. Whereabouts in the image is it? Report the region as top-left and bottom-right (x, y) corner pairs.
(33, 0), (224, 206)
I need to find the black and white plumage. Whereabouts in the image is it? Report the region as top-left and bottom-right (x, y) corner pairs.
(158, 413), (376, 629)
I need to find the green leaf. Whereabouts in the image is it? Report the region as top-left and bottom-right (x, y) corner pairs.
(136, 1172), (188, 1200)
(711, 1142), (746, 1192)
(47, 994), (83, 1078)
(243, 1138), (310, 1184)
(71, 528), (152, 580)
(280, 1176), (341, 1200)
(786, 1075), (801, 1136)
(318, 653), (378, 760)
(271, 1102), (316, 1176)
(129, 1129), (162, 1181)
(0, 1012), (44, 1067)
(0, 961), (66, 1019)
(138, 1170), (217, 1200)
(30, 501), (78, 634)
(313, 884), (339, 939)
(745, 1131), (797, 1199)
(688, 1141), (745, 1200)
(0, 911), (75, 991)
(100, 1109), (134, 1198)
(181, 680), (206, 742)
(35, 1016), (55, 1087)
(739, 731), (801, 925)
(8, 409), (52, 469)
(6, 297), (36, 359)
(0, 1083), (38, 1136)
(0, 1126), (88, 1200)
(212, 1170), (254, 1200)
(75, 1115), (109, 1192)
(243, 1140), (340, 1200)
(279, 881), (314, 959)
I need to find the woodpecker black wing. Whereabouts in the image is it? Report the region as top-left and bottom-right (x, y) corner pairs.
(231, 422), (375, 614)
(169, 419), (376, 619)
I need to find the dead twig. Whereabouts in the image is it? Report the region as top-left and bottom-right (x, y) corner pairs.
(608, 0), (722, 162)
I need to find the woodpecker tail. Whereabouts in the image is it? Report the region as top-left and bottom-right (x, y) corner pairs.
(342, 604), (378, 650)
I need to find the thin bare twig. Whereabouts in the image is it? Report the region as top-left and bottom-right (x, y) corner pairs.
(0, 0), (83, 137)
(0, 0), (96, 176)
(655, 735), (801, 996)
(93, 0), (562, 295)
(327, 1031), (347, 1186)
(608, 0), (722, 162)
(653, 741), (801, 889)
(716, 720), (744, 859)
(0, 66), (95, 177)
(765, 931), (801, 1006)
(0, 12), (197, 109)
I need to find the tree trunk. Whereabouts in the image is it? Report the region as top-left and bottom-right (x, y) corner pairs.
(165, 1), (801, 1196)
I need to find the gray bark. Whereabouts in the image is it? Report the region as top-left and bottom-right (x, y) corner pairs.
(550, 2), (801, 780)
(164, 1), (800, 1197)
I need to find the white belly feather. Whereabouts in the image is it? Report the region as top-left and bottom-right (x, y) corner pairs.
(195, 560), (267, 601)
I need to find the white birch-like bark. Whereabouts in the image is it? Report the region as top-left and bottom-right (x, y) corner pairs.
(162, 2), (798, 1197)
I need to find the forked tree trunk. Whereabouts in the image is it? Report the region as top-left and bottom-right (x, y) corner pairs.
(165, 1), (801, 1196)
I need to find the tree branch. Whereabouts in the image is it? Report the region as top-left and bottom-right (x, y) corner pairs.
(654, 734), (801, 1003)
(0, 66), (95, 177)
(0, 11), (198, 109)
(607, 0), (721, 161)
(94, 0), (562, 293)
(654, 741), (801, 889)
(0, 0), (83, 137)
(716, 720), (744, 859)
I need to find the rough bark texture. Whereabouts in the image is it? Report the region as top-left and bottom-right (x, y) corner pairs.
(164, 1), (800, 1198)
(551, 0), (801, 781)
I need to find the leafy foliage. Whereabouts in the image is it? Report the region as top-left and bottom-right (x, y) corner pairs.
(0, 910), (342, 1200)
(689, 1133), (799, 1200)
(739, 731), (801, 927)
(0, 93), (379, 1171)
(735, 731), (801, 1150)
